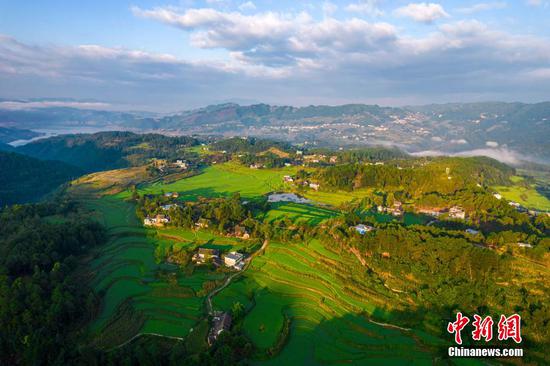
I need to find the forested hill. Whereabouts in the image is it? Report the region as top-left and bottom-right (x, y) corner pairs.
(0, 202), (106, 364)
(0, 142), (15, 152)
(318, 156), (514, 193)
(210, 136), (292, 153)
(0, 127), (42, 144)
(16, 131), (198, 172)
(0, 152), (82, 206)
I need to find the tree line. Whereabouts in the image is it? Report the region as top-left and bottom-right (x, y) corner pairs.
(0, 201), (106, 365)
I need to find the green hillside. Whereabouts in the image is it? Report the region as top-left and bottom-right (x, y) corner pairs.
(0, 127), (42, 143)
(2, 137), (549, 365)
(0, 151), (82, 205)
(16, 131), (198, 172)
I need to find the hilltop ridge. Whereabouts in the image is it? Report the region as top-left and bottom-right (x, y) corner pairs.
(1, 101), (549, 163)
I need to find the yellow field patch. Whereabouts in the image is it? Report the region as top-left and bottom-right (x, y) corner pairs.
(71, 166), (149, 195)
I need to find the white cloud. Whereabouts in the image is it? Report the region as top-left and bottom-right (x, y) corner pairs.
(238, 1), (256, 12)
(120, 8), (550, 105)
(394, 3), (449, 23)
(524, 67), (550, 79)
(456, 2), (507, 14)
(345, 1), (384, 16)
(131, 6), (550, 73)
(322, 1), (338, 17)
(454, 148), (523, 165)
(411, 148), (526, 165)
(525, 0), (550, 6)
(0, 34), (250, 110)
(0, 100), (111, 110)
(2, 2), (550, 110)
(133, 6), (397, 66)
(486, 141), (499, 147)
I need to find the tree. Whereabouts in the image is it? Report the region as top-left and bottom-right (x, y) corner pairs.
(231, 302), (245, 320)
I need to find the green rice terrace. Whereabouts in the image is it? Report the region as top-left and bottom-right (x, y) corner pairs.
(493, 175), (550, 211)
(72, 191), (257, 348)
(71, 164), (442, 359)
(262, 202), (339, 225)
(117, 161), (298, 201)
(211, 239), (444, 365)
(76, 192), (450, 364)
(84, 196), (217, 346)
(60, 157), (550, 365)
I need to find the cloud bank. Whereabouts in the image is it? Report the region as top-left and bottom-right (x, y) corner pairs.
(0, 3), (549, 110)
(0, 100), (111, 110)
(411, 147), (532, 165)
(394, 3), (449, 23)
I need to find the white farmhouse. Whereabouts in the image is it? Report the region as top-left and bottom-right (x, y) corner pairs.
(309, 182), (320, 190)
(174, 160), (188, 169)
(449, 206), (466, 219)
(224, 252), (244, 269)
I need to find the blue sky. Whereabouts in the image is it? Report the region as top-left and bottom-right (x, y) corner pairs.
(0, 1), (549, 111)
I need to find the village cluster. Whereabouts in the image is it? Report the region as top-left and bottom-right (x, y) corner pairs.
(248, 150), (339, 180)
(207, 311), (232, 346)
(283, 175), (320, 191)
(142, 192), (181, 226)
(143, 161), (543, 255)
(134, 153), (548, 348)
(151, 158), (189, 173)
(493, 192), (546, 218)
(231, 112), (442, 148)
(192, 247), (246, 271)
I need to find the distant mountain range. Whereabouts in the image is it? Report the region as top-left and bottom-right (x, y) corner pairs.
(1, 101), (548, 164)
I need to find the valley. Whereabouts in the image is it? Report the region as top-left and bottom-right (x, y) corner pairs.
(52, 137), (548, 364)
(2, 3), (549, 364)
(1, 133), (549, 365)
(1, 101), (550, 163)
(67, 165), (447, 364)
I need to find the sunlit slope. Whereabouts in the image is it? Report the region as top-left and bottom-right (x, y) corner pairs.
(493, 176), (550, 211)
(69, 186), (232, 347)
(212, 240), (457, 365)
(65, 163), (550, 364)
(117, 162), (298, 201)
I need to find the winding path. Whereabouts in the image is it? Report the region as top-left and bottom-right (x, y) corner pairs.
(108, 239), (269, 351)
(206, 239), (269, 315)
(108, 332), (185, 351)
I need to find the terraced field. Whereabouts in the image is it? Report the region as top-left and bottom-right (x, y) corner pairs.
(212, 240), (451, 365)
(117, 162), (298, 201)
(70, 164), (482, 363)
(263, 202), (340, 225)
(302, 188), (374, 206)
(78, 194), (242, 348)
(493, 176), (550, 211)
(157, 227), (259, 253)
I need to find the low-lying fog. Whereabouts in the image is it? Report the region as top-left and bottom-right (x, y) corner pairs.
(410, 147), (539, 166)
